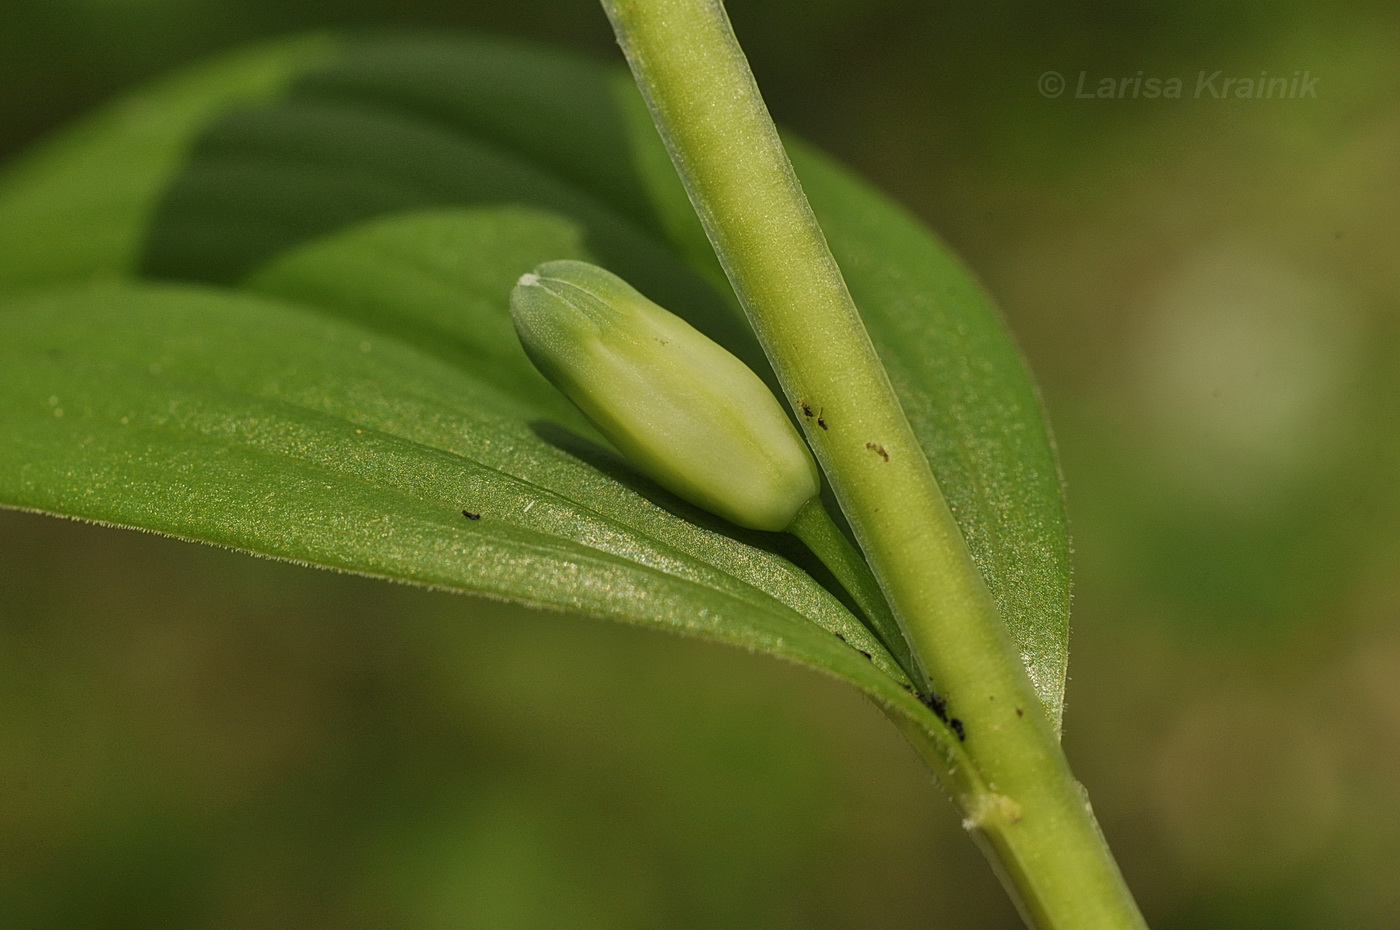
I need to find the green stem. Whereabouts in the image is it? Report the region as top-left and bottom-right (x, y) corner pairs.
(599, 2), (1148, 928)
(787, 498), (922, 686)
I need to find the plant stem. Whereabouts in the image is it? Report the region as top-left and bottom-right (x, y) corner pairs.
(787, 497), (921, 685)
(599, 1), (1148, 927)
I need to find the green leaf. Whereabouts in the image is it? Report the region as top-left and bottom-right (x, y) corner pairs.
(0, 274), (947, 743)
(0, 32), (1068, 736)
(138, 33), (767, 374)
(0, 35), (336, 289)
(246, 205), (599, 419)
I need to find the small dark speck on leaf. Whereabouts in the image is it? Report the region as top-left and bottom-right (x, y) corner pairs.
(461, 510), (481, 520)
(817, 408), (828, 430)
(801, 401), (814, 418)
(866, 442), (889, 461)
(950, 718), (966, 741)
(1015, 707), (1024, 717)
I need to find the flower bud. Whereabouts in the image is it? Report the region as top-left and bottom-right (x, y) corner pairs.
(510, 260), (820, 531)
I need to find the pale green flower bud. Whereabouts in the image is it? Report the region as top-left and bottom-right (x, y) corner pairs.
(510, 260), (820, 531)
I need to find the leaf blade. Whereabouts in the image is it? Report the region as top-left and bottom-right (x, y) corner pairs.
(0, 35), (337, 290)
(1, 281), (922, 695)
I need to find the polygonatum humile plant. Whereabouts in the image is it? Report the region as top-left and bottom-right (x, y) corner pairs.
(0, 2), (1147, 926)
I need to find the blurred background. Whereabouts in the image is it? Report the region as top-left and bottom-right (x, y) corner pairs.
(1, 0), (1397, 927)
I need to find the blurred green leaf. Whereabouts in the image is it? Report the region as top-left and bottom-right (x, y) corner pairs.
(0, 33), (1069, 732)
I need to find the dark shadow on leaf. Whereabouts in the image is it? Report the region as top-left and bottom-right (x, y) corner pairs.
(136, 32), (754, 357)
